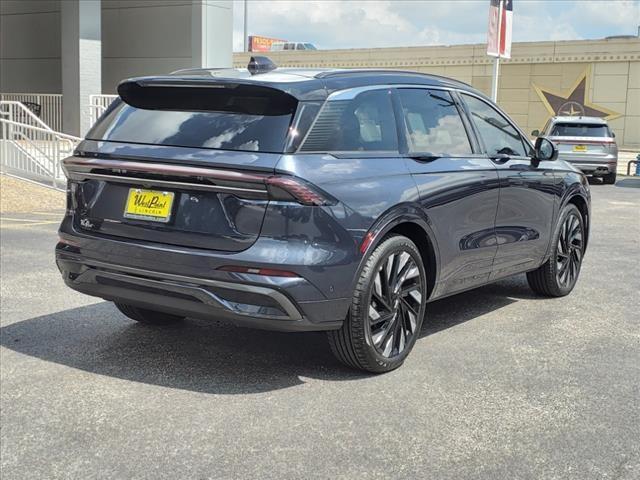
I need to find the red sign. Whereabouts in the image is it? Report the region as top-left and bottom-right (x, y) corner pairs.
(249, 35), (286, 53)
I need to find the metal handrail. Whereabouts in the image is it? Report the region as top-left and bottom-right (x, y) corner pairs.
(11, 134), (56, 177)
(0, 117), (82, 189)
(0, 118), (81, 141)
(0, 93), (63, 131)
(0, 101), (54, 131)
(89, 94), (119, 125)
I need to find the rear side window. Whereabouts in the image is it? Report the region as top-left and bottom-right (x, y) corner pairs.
(87, 100), (294, 153)
(398, 89), (472, 155)
(462, 94), (528, 157)
(551, 123), (611, 137)
(300, 90), (398, 152)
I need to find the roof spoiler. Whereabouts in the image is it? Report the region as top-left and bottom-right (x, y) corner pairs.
(117, 77), (297, 115)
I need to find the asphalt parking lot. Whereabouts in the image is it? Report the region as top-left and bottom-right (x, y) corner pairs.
(1, 179), (639, 479)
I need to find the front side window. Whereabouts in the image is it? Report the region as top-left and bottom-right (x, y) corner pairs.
(300, 90), (398, 152)
(398, 89), (472, 155)
(551, 123), (611, 137)
(462, 94), (529, 157)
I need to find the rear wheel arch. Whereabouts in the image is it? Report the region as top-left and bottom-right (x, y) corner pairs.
(357, 211), (439, 300)
(386, 222), (437, 300)
(566, 193), (590, 252)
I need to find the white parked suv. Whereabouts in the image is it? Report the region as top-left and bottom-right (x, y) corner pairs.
(533, 116), (618, 184)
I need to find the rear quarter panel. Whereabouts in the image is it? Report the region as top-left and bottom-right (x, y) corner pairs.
(274, 153), (419, 297)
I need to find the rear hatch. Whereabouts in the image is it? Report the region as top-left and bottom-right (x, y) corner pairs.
(65, 78), (312, 252)
(548, 122), (616, 162)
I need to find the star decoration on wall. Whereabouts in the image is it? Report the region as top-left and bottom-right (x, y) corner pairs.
(533, 68), (622, 125)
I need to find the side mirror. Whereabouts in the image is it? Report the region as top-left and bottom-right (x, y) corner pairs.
(534, 137), (557, 161)
(612, 131), (616, 138)
(531, 129), (540, 137)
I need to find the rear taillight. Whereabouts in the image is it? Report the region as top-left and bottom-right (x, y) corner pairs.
(63, 156), (336, 207)
(265, 176), (336, 206)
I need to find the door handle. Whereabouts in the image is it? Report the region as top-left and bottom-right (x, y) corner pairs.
(490, 154), (511, 164)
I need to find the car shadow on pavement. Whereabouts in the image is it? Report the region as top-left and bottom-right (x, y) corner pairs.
(1, 275), (535, 394)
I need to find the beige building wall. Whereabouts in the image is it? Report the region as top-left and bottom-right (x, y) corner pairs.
(234, 38), (640, 148)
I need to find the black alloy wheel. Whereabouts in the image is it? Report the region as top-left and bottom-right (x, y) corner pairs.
(367, 250), (423, 358)
(328, 235), (427, 373)
(527, 204), (585, 297)
(555, 212), (583, 289)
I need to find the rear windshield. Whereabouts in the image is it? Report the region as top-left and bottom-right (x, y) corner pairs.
(551, 123), (611, 137)
(87, 99), (295, 153)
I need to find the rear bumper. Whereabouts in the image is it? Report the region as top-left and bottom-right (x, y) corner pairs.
(55, 207), (358, 331)
(559, 154), (617, 175)
(56, 253), (346, 332)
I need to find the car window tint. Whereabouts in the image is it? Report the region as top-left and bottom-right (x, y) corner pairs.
(462, 94), (528, 157)
(551, 123), (611, 137)
(300, 90), (398, 152)
(398, 89), (472, 155)
(87, 100), (294, 153)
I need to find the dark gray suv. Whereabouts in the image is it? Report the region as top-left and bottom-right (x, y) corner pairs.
(56, 60), (591, 372)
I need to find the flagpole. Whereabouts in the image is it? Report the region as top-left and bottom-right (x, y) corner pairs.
(491, 57), (500, 102)
(243, 0), (249, 52)
(490, 0), (504, 102)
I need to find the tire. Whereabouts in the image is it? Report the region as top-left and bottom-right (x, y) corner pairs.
(114, 302), (185, 325)
(527, 204), (585, 297)
(602, 171), (616, 185)
(327, 235), (427, 373)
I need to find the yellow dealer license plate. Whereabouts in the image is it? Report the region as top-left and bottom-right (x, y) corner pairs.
(573, 145), (587, 152)
(124, 188), (174, 223)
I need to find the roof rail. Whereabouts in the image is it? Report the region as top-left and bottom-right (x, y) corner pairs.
(315, 69), (472, 87)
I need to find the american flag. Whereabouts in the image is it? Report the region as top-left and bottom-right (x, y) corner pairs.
(487, 0), (513, 59)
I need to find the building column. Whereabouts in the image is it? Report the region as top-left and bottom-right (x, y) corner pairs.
(61, 0), (101, 136)
(191, 1), (233, 69)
